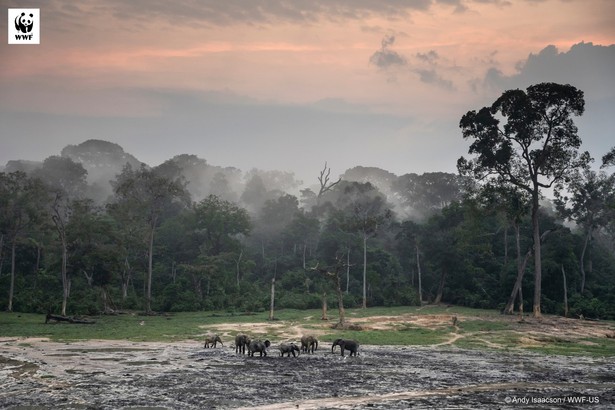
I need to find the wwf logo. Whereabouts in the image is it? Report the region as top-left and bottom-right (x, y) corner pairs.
(8, 8), (40, 44)
(15, 12), (34, 34)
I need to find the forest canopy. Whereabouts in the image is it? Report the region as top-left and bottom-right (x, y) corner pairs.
(1, 84), (614, 320)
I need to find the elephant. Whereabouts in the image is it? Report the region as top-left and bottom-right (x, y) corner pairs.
(300, 335), (319, 354)
(235, 334), (251, 354)
(204, 333), (223, 348)
(279, 342), (300, 357)
(248, 339), (271, 357)
(331, 338), (359, 357)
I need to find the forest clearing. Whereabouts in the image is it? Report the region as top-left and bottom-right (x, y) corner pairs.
(1, 306), (614, 409)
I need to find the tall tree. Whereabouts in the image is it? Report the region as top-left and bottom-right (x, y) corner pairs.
(68, 199), (121, 313)
(0, 172), (47, 312)
(34, 156), (88, 315)
(555, 163), (614, 293)
(336, 182), (393, 308)
(458, 82), (589, 317)
(111, 164), (189, 313)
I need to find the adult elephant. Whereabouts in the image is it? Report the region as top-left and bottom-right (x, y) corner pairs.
(300, 335), (318, 354)
(331, 338), (359, 357)
(204, 333), (223, 348)
(279, 342), (300, 357)
(235, 334), (251, 354)
(248, 339), (271, 357)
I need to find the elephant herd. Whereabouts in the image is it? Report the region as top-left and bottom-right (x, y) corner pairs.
(203, 333), (359, 357)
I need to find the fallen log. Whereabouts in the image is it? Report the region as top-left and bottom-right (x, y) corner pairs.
(45, 313), (96, 324)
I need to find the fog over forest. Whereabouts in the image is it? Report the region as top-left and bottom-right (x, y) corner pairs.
(1, 138), (462, 221)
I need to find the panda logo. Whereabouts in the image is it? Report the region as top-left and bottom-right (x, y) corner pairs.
(15, 12), (34, 34)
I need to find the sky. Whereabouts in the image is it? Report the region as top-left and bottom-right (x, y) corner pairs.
(1, 0), (614, 184)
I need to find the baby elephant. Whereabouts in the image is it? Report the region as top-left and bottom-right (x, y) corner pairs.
(248, 339), (271, 357)
(203, 333), (223, 348)
(331, 338), (359, 357)
(279, 342), (300, 357)
(300, 335), (319, 354)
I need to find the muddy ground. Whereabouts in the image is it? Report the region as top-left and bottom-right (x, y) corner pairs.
(1, 336), (614, 409)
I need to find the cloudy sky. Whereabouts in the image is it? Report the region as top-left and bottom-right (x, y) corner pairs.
(1, 0), (614, 183)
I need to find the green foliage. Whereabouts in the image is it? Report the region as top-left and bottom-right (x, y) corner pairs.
(568, 294), (611, 319)
(2, 123), (614, 321)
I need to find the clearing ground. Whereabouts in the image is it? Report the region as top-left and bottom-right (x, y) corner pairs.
(1, 311), (614, 409)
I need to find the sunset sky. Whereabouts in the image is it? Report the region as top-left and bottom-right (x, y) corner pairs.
(1, 0), (614, 183)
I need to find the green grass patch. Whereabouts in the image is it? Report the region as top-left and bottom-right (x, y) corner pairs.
(2, 308), (614, 357)
(527, 337), (615, 357)
(322, 326), (450, 346)
(456, 319), (513, 332)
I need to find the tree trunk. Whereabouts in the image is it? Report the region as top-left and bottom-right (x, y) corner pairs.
(146, 218), (156, 314)
(503, 225), (509, 268)
(517, 283), (524, 321)
(346, 247), (350, 295)
(35, 243), (41, 272)
(8, 238), (16, 312)
(579, 228), (591, 294)
(562, 264), (568, 317)
(83, 270), (93, 287)
(500, 224), (509, 284)
(302, 243), (307, 270)
(122, 257), (131, 301)
(236, 249), (243, 289)
(335, 273), (346, 325)
(531, 192), (542, 318)
(269, 277), (276, 321)
(61, 241), (68, 316)
(416, 244), (422, 306)
(362, 234), (367, 309)
(33, 244), (41, 291)
(434, 269), (446, 305)
(504, 223), (531, 314)
(321, 292), (328, 320)
(191, 273), (203, 301)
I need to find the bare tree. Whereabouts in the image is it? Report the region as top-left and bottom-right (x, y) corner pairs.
(317, 162), (341, 204)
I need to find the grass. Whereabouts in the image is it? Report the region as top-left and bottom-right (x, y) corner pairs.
(321, 325), (449, 346)
(2, 307), (614, 357)
(527, 337), (615, 357)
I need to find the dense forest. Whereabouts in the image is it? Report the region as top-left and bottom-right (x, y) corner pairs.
(2, 83), (615, 319)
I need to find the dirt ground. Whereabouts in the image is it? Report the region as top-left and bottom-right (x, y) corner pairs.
(1, 313), (614, 409)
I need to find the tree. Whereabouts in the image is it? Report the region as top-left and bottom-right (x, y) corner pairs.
(111, 164), (189, 313)
(396, 220), (423, 304)
(240, 174), (268, 213)
(194, 195), (251, 256)
(0, 172), (47, 312)
(336, 182), (393, 308)
(310, 253), (351, 327)
(317, 162), (341, 203)
(602, 147), (615, 168)
(393, 172), (464, 220)
(458, 82), (589, 317)
(555, 163), (614, 293)
(34, 156), (88, 315)
(67, 199), (121, 313)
